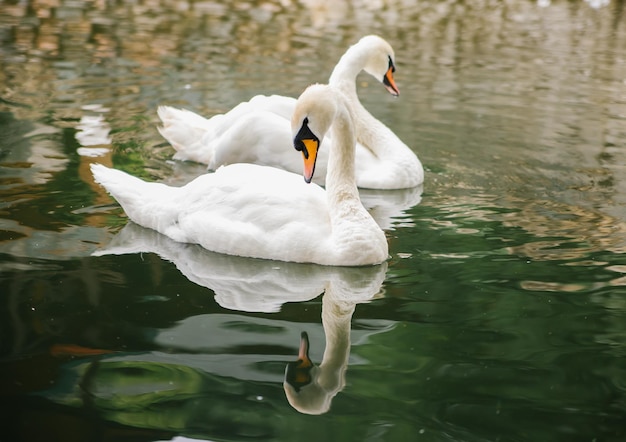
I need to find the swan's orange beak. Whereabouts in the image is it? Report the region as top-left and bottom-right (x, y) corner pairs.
(383, 65), (399, 96)
(299, 139), (319, 183)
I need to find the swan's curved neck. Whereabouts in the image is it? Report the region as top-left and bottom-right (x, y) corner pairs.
(328, 46), (405, 159)
(325, 99), (360, 205)
(328, 44), (367, 94)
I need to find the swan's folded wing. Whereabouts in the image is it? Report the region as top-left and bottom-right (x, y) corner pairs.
(173, 164), (332, 262)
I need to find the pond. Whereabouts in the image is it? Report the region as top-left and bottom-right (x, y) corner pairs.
(1, 0), (626, 440)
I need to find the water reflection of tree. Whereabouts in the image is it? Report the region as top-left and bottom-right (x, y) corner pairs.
(411, 190), (626, 263)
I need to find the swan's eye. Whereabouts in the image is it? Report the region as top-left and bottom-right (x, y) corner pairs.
(388, 56), (396, 73)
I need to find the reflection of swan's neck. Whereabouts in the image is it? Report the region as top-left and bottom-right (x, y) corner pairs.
(283, 264), (387, 415)
(317, 293), (355, 392)
(283, 291), (356, 415)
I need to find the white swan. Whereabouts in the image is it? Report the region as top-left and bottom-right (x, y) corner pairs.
(157, 35), (423, 190)
(91, 84), (388, 266)
(92, 222), (387, 414)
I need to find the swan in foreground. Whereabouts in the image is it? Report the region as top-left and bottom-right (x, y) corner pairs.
(157, 35), (423, 189)
(91, 221), (388, 414)
(91, 84), (388, 266)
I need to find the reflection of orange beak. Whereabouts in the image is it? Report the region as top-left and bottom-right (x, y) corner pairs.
(300, 139), (319, 183)
(292, 332), (313, 385)
(383, 66), (400, 96)
(298, 332), (312, 368)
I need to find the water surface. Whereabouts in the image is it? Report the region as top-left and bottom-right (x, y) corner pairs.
(1, 1), (626, 441)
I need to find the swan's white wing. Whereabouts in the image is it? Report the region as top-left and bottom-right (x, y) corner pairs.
(247, 94), (297, 119)
(158, 95), (297, 166)
(158, 101), (329, 185)
(176, 164), (332, 262)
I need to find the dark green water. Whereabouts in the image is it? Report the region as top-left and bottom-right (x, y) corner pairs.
(2, 1), (626, 441)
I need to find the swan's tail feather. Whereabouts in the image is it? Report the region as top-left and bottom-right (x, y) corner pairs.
(157, 106), (216, 165)
(90, 163), (175, 228)
(91, 163), (148, 208)
(91, 164), (187, 242)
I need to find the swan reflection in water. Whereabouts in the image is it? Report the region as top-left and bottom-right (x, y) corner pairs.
(284, 275), (380, 415)
(95, 223), (389, 415)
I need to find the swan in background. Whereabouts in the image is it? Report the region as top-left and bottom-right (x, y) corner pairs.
(91, 84), (388, 266)
(91, 221), (388, 415)
(157, 35), (423, 189)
